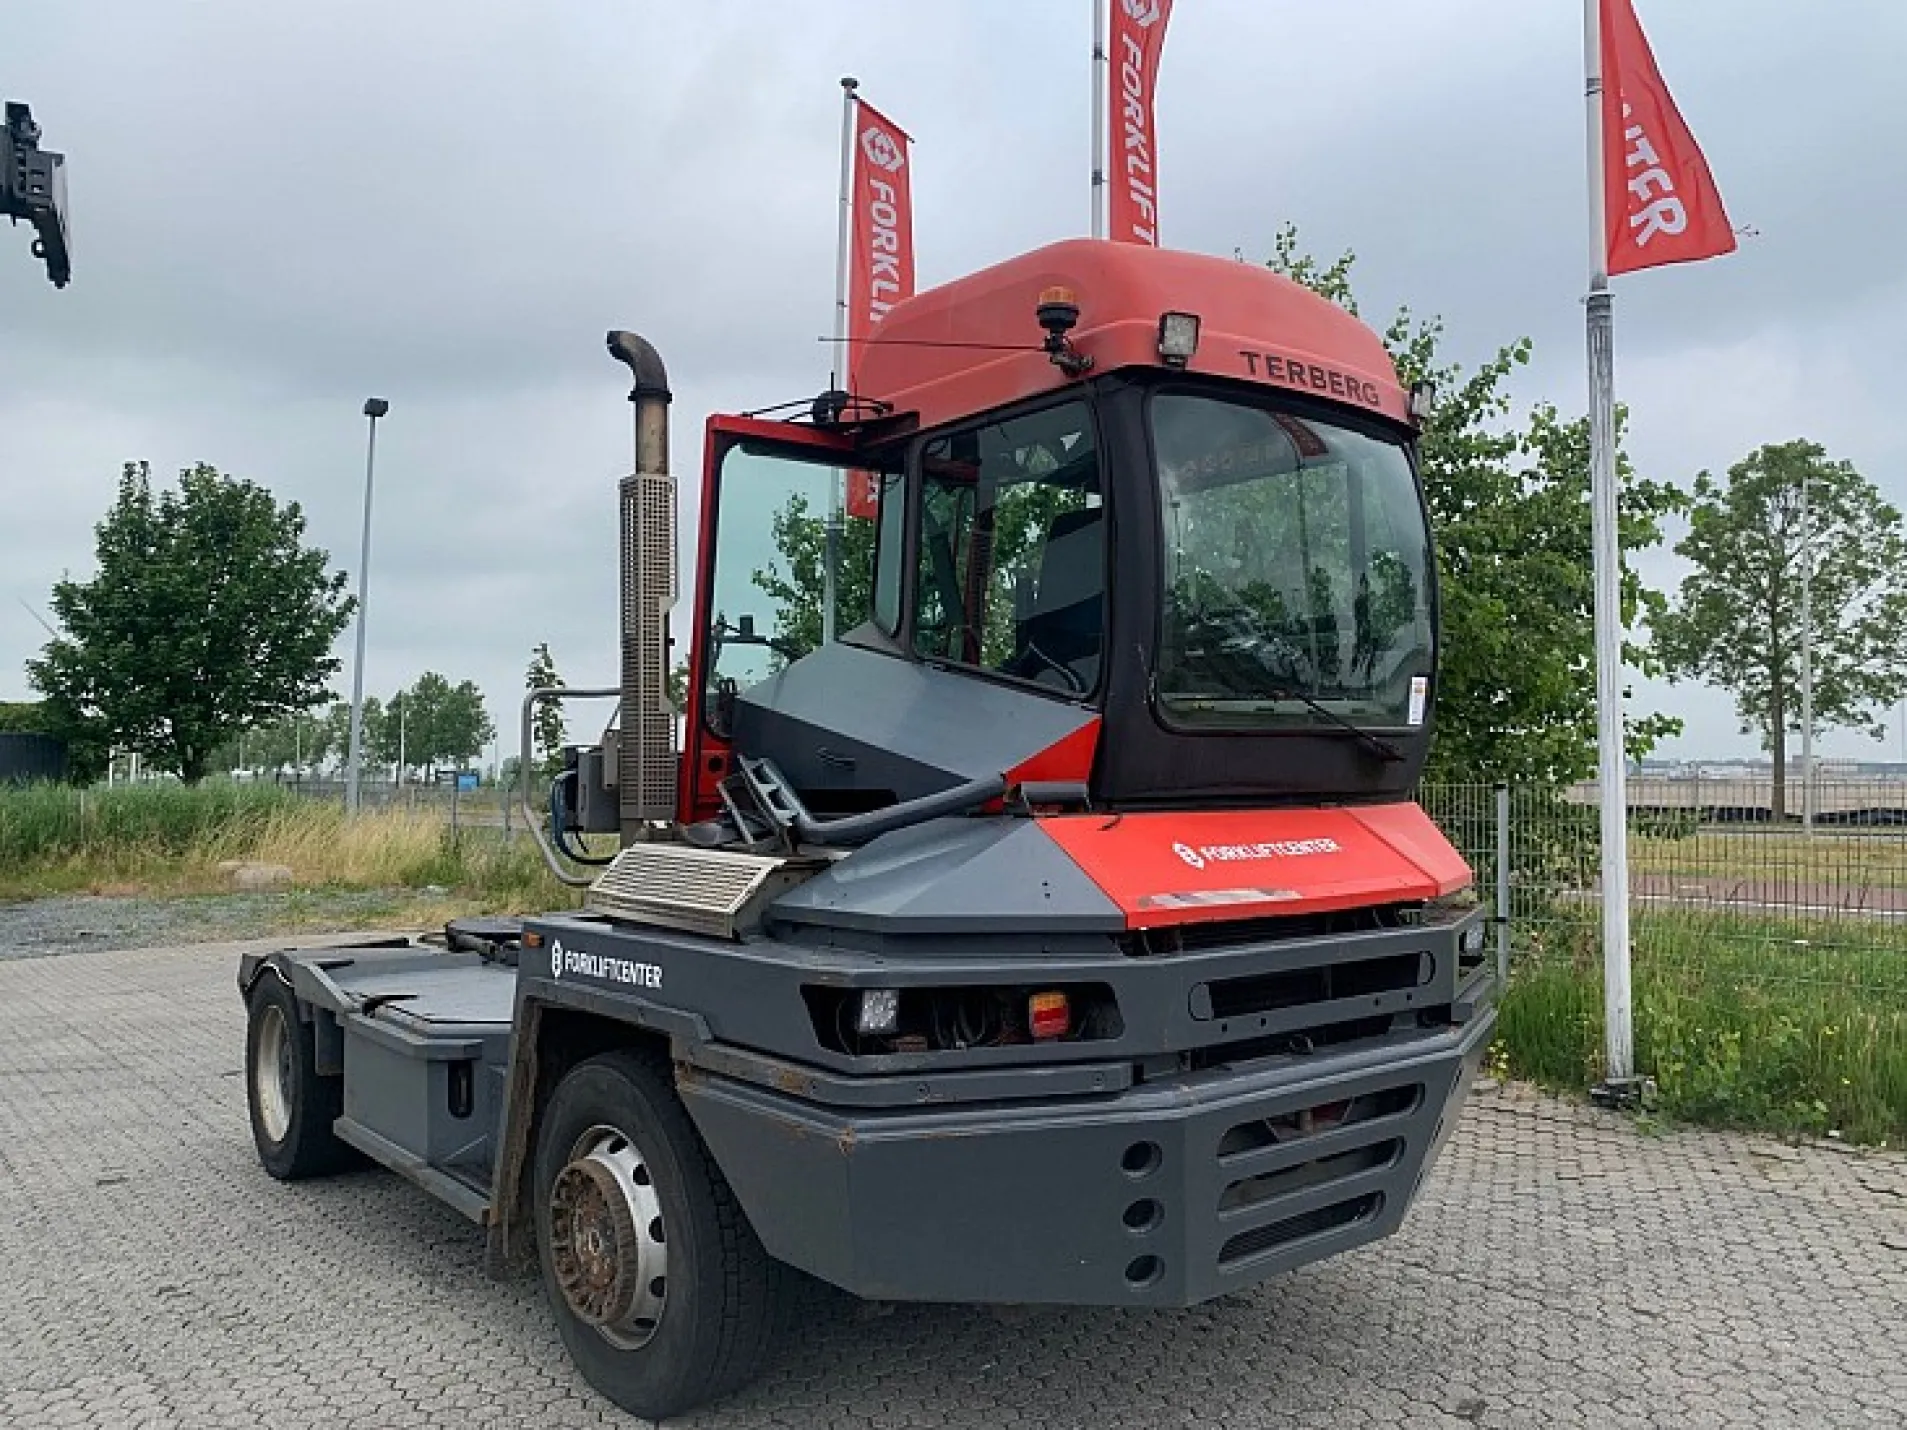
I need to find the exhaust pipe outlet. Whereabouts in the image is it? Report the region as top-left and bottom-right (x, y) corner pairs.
(607, 329), (671, 473)
(607, 330), (678, 840)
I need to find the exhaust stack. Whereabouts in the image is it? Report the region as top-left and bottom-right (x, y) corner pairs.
(606, 330), (678, 840)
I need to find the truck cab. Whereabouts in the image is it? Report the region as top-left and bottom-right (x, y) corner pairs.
(239, 239), (1495, 1422)
(690, 241), (1439, 826)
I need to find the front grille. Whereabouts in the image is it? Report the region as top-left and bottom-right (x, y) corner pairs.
(1184, 1014), (1394, 1071)
(1122, 905), (1406, 957)
(1218, 1193), (1382, 1267)
(1205, 950), (1429, 1019)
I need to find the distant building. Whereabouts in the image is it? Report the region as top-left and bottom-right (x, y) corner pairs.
(0, 732), (67, 784)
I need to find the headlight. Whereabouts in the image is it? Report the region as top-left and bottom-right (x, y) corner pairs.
(855, 988), (901, 1036)
(1460, 923), (1486, 956)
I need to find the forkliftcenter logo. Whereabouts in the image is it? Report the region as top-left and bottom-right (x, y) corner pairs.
(547, 939), (663, 990)
(860, 125), (905, 173)
(1173, 837), (1342, 869)
(1122, 0), (1163, 26)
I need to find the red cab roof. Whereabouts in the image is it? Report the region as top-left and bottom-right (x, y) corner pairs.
(857, 238), (1409, 431)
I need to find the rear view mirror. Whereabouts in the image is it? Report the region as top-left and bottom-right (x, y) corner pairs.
(4, 103), (71, 288)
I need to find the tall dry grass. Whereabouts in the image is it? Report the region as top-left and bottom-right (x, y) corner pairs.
(0, 783), (573, 910)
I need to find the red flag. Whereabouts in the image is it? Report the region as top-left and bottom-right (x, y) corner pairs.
(1601, 0), (1735, 275)
(846, 100), (914, 518)
(1108, 0), (1173, 246)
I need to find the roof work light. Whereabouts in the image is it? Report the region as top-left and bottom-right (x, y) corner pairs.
(1157, 311), (1200, 367)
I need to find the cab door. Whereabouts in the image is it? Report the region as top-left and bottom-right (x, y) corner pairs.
(676, 416), (868, 826)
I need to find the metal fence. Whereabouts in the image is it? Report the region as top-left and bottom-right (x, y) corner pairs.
(1421, 780), (1907, 986)
(1422, 780), (1906, 1142)
(276, 777), (520, 835)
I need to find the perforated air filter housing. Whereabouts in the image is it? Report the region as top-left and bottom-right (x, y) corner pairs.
(619, 470), (677, 834)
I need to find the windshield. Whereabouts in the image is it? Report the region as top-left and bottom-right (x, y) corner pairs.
(1152, 392), (1433, 731)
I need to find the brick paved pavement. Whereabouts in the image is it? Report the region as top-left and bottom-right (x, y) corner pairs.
(1, 937), (1902, 1429)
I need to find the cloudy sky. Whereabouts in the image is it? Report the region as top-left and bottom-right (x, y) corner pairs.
(5, 0), (1904, 766)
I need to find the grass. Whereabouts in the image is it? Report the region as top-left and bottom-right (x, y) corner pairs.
(1497, 909), (1906, 1147)
(1630, 830), (1907, 891)
(0, 782), (576, 913)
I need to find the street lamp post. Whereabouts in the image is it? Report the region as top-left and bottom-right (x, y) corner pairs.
(344, 397), (389, 814)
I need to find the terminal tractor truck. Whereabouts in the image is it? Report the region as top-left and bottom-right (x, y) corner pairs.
(241, 239), (1498, 1419)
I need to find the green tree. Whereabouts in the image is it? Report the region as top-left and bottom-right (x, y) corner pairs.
(751, 496), (878, 659)
(248, 709), (329, 774)
(388, 672), (494, 776)
(436, 677), (495, 771)
(0, 701), (47, 734)
(208, 710), (327, 777)
(324, 697), (383, 775)
(1267, 226), (1683, 783)
(27, 462), (353, 784)
(1654, 441), (1907, 819)
(377, 689), (409, 770)
(526, 642), (567, 779)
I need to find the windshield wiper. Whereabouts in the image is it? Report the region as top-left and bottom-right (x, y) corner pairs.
(1262, 682), (1408, 763)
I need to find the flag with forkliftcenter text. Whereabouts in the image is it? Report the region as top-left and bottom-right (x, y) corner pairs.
(846, 99), (914, 518)
(1601, 0), (1735, 275)
(1108, 0), (1173, 246)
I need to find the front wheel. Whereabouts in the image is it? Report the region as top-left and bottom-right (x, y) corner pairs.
(533, 1049), (785, 1419)
(245, 974), (356, 1179)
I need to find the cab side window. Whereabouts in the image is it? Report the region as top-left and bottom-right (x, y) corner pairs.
(870, 470), (907, 634)
(911, 402), (1103, 695)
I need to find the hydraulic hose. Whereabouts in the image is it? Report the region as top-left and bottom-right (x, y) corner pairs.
(791, 772), (1008, 849)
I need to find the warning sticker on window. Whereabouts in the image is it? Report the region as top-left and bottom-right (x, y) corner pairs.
(1407, 676), (1428, 727)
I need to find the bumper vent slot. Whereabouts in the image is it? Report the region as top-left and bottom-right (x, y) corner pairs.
(1217, 1084), (1422, 1159)
(1218, 1139), (1403, 1214)
(1218, 1193), (1383, 1267)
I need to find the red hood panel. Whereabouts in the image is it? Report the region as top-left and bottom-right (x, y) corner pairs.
(1039, 803), (1471, 929)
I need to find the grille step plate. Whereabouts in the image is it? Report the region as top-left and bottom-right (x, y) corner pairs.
(586, 843), (816, 938)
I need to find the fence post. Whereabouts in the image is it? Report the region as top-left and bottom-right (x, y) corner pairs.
(1494, 782), (1511, 988)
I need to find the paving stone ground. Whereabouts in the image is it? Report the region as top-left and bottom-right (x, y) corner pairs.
(1, 936), (1902, 1429)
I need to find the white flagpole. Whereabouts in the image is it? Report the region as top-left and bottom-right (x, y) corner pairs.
(1584, 0), (1636, 1089)
(1801, 469), (1814, 834)
(824, 75), (858, 646)
(1091, 0), (1107, 238)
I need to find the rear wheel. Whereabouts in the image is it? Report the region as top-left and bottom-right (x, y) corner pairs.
(533, 1049), (784, 1419)
(245, 974), (355, 1179)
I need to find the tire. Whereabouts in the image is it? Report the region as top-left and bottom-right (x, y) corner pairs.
(245, 973), (355, 1180)
(533, 1049), (784, 1420)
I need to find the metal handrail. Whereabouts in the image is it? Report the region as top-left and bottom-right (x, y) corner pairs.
(520, 686), (619, 887)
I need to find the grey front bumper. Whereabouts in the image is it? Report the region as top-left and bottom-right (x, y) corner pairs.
(679, 1006), (1495, 1307)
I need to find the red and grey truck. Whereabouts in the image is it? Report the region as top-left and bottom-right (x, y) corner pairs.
(240, 238), (1496, 1419)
